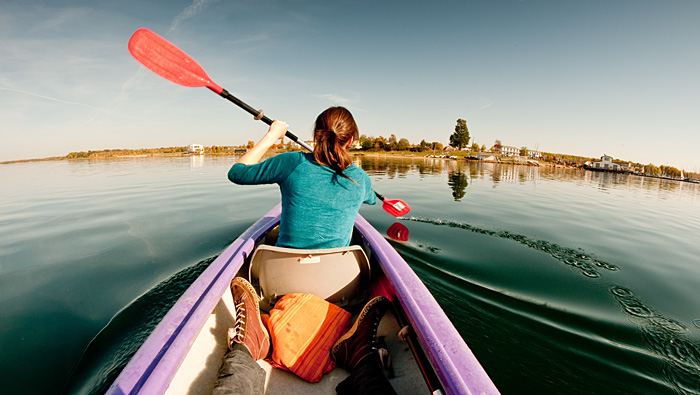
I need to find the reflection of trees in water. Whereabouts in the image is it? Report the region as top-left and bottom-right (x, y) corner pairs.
(584, 171), (700, 198)
(356, 156), (473, 179)
(490, 163), (539, 185)
(355, 155), (700, 201)
(448, 171), (468, 201)
(354, 156), (415, 179)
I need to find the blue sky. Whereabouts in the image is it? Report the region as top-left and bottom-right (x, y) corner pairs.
(2, 0), (699, 170)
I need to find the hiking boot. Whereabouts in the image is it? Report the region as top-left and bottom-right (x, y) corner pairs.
(331, 296), (391, 371)
(228, 277), (270, 360)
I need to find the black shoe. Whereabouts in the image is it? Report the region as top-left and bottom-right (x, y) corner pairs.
(331, 296), (390, 371)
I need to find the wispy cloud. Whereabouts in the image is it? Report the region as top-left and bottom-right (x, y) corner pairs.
(0, 86), (114, 114)
(317, 93), (351, 106)
(479, 98), (494, 110)
(169, 0), (220, 32)
(316, 93), (365, 112)
(223, 33), (270, 46)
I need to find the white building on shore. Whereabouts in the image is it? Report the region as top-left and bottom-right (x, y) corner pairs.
(586, 155), (631, 172)
(187, 144), (204, 155)
(492, 145), (519, 157)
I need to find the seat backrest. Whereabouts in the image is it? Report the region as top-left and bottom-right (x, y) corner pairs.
(249, 244), (370, 311)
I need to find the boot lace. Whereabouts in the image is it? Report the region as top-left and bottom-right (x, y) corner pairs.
(231, 299), (247, 343)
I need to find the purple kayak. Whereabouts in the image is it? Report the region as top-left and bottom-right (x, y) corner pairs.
(107, 204), (499, 395)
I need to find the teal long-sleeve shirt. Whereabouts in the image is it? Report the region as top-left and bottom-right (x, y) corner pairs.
(228, 152), (376, 249)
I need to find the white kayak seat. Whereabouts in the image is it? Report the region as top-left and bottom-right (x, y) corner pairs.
(249, 244), (371, 311)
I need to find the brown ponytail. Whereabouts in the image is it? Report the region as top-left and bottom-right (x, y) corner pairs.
(313, 107), (359, 185)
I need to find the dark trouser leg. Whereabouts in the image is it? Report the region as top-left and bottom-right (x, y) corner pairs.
(336, 353), (397, 395)
(212, 343), (266, 395)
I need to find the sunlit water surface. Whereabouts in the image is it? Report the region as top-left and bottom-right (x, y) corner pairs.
(1, 155), (699, 394)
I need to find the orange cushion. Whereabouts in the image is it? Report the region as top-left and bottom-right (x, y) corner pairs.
(265, 293), (351, 382)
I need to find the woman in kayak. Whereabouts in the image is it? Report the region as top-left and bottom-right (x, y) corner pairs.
(221, 107), (396, 395)
(228, 106), (376, 249)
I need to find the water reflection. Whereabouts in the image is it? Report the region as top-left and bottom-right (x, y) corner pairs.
(354, 155), (472, 179)
(355, 155), (700, 203)
(448, 170), (468, 201)
(189, 155), (204, 168)
(356, 155), (542, 188)
(586, 170), (697, 197)
(386, 222), (409, 242)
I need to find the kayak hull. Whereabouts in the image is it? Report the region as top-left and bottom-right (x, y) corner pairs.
(107, 204), (498, 395)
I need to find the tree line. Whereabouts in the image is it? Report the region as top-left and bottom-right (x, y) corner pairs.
(65, 147), (187, 158)
(354, 118), (471, 153)
(358, 135), (444, 152)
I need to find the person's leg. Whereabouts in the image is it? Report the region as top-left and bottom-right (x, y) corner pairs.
(332, 296), (397, 395)
(212, 343), (266, 395)
(212, 277), (271, 395)
(335, 352), (397, 395)
(228, 277), (271, 360)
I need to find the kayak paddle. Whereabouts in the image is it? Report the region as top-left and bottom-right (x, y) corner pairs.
(127, 28), (411, 217)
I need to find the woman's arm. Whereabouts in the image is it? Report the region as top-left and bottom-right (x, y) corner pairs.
(235, 120), (289, 165)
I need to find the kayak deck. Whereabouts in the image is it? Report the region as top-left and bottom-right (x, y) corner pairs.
(164, 279), (429, 394)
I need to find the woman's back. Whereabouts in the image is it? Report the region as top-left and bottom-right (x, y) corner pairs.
(229, 107), (376, 249)
(229, 152), (375, 249)
(277, 153), (374, 249)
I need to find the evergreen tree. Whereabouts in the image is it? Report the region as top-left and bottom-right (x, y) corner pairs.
(450, 119), (470, 149)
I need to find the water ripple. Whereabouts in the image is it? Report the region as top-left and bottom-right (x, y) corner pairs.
(398, 216), (700, 394)
(62, 256), (215, 394)
(610, 286), (700, 395)
(401, 216), (619, 279)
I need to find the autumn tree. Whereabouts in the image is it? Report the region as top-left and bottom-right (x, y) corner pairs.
(645, 164), (660, 176)
(660, 165), (681, 178)
(359, 135), (373, 150)
(419, 139), (430, 152)
(373, 137), (385, 151)
(493, 140), (502, 153)
(386, 134), (398, 151)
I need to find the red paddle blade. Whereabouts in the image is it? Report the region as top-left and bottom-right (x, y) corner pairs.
(387, 222), (409, 242)
(128, 28), (223, 93)
(382, 198), (411, 217)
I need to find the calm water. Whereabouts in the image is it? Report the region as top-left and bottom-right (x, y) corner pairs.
(1, 155), (699, 394)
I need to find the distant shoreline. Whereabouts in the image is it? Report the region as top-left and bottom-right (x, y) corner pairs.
(3, 150), (696, 182)
(1, 152), (188, 165)
(0, 150), (550, 167)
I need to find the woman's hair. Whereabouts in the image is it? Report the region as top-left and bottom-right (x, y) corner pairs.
(313, 106), (359, 184)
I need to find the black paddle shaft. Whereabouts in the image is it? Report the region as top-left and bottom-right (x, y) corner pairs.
(219, 89), (313, 151)
(219, 88), (383, 201)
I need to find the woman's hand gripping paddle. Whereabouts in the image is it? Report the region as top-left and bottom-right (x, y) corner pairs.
(128, 28), (411, 217)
